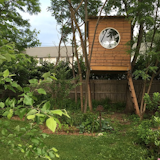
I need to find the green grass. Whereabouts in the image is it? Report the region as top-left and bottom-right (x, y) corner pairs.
(0, 112), (152, 160)
(47, 134), (148, 160)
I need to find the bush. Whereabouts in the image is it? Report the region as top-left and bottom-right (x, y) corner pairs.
(136, 117), (160, 158)
(59, 111), (113, 133)
(144, 92), (160, 111)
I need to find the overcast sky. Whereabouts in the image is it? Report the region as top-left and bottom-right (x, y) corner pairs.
(22, 0), (61, 47)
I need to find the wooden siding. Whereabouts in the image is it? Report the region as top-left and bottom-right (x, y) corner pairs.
(88, 17), (131, 71)
(70, 80), (160, 103)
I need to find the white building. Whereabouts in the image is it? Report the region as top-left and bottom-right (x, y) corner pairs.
(24, 46), (74, 65)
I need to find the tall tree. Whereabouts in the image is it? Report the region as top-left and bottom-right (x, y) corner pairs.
(104, 0), (160, 118)
(48, 0), (103, 112)
(0, 0), (41, 52)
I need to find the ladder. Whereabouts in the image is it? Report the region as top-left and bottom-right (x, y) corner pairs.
(127, 71), (140, 117)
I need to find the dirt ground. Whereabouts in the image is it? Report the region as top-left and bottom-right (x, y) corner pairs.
(11, 112), (129, 136)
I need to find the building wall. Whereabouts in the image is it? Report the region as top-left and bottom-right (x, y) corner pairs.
(35, 57), (73, 66)
(88, 17), (131, 71)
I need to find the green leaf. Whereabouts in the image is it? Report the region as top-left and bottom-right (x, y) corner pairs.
(37, 88), (46, 95)
(5, 78), (12, 83)
(18, 98), (23, 104)
(31, 138), (39, 145)
(62, 109), (70, 118)
(0, 54), (6, 60)
(45, 155), (51, 160)
(49, 151), (55, 158)
(0, 102), (5, 108)
(1, 129), (7, 135)
(10, 98), (16, 108)
(19, 108), (27, 119)
(36, 113), (45, 117)
(11, 81), (18, 88)
(41, 133), (48, 138)
(23, 87), (30, 93)
(37, 148), (42, 155)
(15, 125), (20, 132)
(3, 111), (9, 116)
(55, 153), (60, 158)
(27, 109), (37, 116)
(42, 101), (50, 111)
(4, 53), (12, 62)
(46, 117), (57, 133)
(6, 45), (13, 49)
(52, 117), (61, 129)
(5, 98), (10, 106)
(7, 109), (13, 119)
(42, 72), (50, 79)
(52, 147), (58, 152)
(20, 149), (25, 153)
(3, 69), (9, 78)
(51, 110), (63, 116)
(27, 115), (35, 120)
(23, 95), (33, 106)
(29, 79), (38, 84)
(50, 76), (57, 80)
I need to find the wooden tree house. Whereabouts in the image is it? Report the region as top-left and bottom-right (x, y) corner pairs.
(88, 16), (140, 116)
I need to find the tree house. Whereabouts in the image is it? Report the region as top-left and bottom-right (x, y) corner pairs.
(88, 16), (140, 116)
(88, 16), (131, 71)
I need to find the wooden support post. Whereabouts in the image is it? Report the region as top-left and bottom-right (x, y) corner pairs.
(127, 71), (141, 117)
(88, 82), (93, 111)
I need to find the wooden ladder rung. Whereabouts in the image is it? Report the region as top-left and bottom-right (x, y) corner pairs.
(127, 71), (140, 117)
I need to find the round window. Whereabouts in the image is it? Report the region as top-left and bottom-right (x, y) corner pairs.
(99, 28), (120, 49)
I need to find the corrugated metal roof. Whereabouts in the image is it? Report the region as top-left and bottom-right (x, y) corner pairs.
(25, 46), (74, 58)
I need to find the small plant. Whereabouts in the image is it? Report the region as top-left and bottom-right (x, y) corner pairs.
(136, 117), (160, 158)
(77, 112), (113, 133)
(144, 92), (160, 111)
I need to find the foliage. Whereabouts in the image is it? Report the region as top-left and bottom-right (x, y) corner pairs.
(136, 117), (160, 158)
(0, 110), (154, 160)
(136, 92), (160, 158)
(144, 92), (160, 111)
(0, 119), (59, 159)
(0, 53), (38, 86)
(0, 68), (70, 159)
(78, 118), (113, 134)
(38, 62), (78, 109)
(48, 0), (102, 39)
(59, 111), (113, 134)
(0, 0), (41, 52)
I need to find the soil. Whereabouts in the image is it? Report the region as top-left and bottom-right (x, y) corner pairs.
(105, 112), (131, 125)
(11, 112), (129, 136)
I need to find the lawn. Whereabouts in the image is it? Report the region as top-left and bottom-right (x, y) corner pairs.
(0, 110), (151, 160)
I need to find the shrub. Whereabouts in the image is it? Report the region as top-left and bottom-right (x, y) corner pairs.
(144, 92), (160, 111)
(136, 117), (160, 158)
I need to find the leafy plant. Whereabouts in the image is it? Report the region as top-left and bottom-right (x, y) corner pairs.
(0, 70), (70, 159)
(77, 112), (113, 133)
(136, 118), (160, 158)
(144, 92), (160, 111)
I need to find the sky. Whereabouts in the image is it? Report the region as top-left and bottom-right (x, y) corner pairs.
(21, 0), (61, 47)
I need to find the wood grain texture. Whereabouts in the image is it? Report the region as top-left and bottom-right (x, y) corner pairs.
(88, 17), (131, 71)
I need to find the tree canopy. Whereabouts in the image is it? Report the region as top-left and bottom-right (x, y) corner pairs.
(0, 0), (41, 52)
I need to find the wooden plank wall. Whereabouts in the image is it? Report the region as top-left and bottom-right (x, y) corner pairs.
(70, 80), (160, 103)
(88, 17), (131, 71)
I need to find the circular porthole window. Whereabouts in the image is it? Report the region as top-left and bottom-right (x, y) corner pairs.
(99, 27), (120, 49)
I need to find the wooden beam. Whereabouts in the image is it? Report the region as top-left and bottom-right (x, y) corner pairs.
(90, 65), (131, 71)
(127, 72), (141, 117)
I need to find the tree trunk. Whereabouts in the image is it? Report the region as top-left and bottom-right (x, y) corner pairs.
(125, 85), (135, 113)
(88, 81), (92, 111)
(69, 3), (84, 111)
